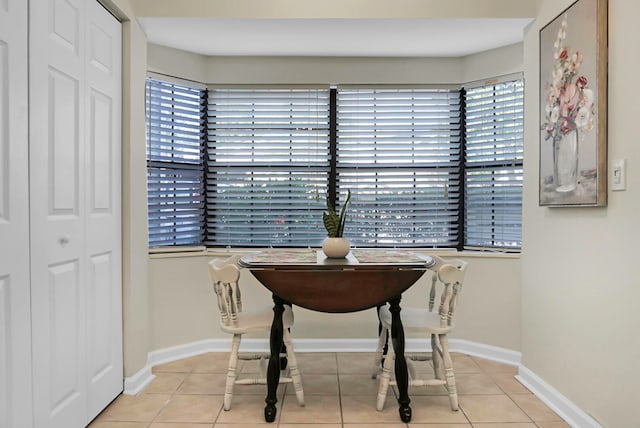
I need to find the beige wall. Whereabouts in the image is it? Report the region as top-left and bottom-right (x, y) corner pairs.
(149, 253), (521, 351)
(100, 0), (151, 378)
(522, 1), (640, 427)
(148, 42), (524, 86)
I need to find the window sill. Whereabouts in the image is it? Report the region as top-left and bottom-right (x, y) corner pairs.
(148, 247), (520, 260)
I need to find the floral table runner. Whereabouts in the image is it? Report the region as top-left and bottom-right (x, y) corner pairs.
(351, 249), (425, 263)
(245, 250), (317, 264)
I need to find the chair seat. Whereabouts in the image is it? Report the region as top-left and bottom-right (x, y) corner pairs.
(378, 304), (454, 335)
(220, 305), (294, 335)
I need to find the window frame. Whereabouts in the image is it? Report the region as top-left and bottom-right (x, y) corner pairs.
(145, 76), (524, 252)
(145, 74), (208, 248)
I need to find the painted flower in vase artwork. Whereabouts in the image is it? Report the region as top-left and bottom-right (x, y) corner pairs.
(541, 14), (595, 142)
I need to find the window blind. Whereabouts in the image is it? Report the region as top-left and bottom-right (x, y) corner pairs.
(336, 88), (462, 247)
(206, 88), (330, 247)
(464, 78), (524, 250)
(146, 78), (206, 247)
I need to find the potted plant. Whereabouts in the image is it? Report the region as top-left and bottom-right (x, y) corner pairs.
(322, 189), (351, 258)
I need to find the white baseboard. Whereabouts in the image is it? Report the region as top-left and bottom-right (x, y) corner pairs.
(123, 365), (155, 396)
(517, 365), (603, 428)
(123, 337), (519, 395)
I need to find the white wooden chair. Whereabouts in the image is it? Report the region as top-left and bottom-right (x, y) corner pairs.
(208, 255), (305, 411)
(372, 255), (468, 412)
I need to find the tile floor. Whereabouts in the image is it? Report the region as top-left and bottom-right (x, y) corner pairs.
(89, 352), (569, 428)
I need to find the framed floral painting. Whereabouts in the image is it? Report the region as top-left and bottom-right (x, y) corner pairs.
(539, 0), (607, 206)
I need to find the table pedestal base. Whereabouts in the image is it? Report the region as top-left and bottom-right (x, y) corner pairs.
(264, 295), (413, 423)
(389, 297), (412, 422)
(265, 295), (285, 422)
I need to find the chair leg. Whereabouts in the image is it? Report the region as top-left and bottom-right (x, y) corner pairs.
(376, 346), (394, 411)
(224, 334), (242, 411)
(431, 334), (443, 380)
(371, 327), (388, 379)
(282, 329), (305, 406)
(439, 334), (458, 411)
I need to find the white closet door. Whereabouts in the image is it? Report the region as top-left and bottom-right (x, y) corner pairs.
(85, 0), (122, 420)
(29, 0), (122, 426)
(30, 0), (89, 425)
(0, 0), (32, 427)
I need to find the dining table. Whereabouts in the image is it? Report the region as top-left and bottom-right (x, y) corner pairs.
(238, 248), (434, 423)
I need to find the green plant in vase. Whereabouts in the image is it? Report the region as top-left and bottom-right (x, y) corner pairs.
(321, 190), (352, 258)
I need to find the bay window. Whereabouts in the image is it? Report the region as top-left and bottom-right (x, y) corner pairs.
(146, 76), (523, 251)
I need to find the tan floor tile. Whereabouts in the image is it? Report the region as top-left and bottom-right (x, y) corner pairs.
(509, 394), (563, 422)
(176, 373), (227, 395)
(471, 424), (536, 428)
(408, 396), (470, 424)
(489, 372), (532, 395)
(175, 370), (285, 397)
(451, 354), (483, 373)
(408, 424), (471, 428)
(535, 421), (572, 428)
(341, 394), (410, 424)
(285, 373), (339, 396)
(455, 373), (503, 395)
(214, 393), (279, 424)
(150, 423), (213, 428)
(95, 394), (171, 422)
(279, 394), (341, 424)
(402, 360), (448, 396)
(88, 422), (149, 428)
(471, 357), (518, 374)
(403, 383), (448, 396)
(346, 424), (409, 428)
(337, 352), (378, 374)
(279, 424), (342, 428)
(154, 395), (223, 423)
(296, 352), (338, 374)
(407, 355), (437, 375)
(339, 374), (381, 395)
(238, 355), (271, 374)
(143, 373), (187, 394)
(153, 356), (200, 373)
(212, 424), (271, 428)
(459, 395), (531, 423)
(190, 352), (232, 373)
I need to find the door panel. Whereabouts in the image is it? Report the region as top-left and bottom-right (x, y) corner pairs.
(31, 0), (88, 411)
(48, 261), (83, 417)
(49, 68), (81, 213)
(85, 1), (122, 419)
(0, 0), (31, 427)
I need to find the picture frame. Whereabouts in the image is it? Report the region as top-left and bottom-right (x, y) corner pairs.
(539, 0), (608, 207)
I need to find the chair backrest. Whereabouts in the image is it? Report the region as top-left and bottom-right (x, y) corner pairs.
(208, 255), (244, 326)
(427, 255), (468, 328)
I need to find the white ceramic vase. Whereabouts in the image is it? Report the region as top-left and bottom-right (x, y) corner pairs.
(322, 237), (350, 258)
(553, 129), (579, 193)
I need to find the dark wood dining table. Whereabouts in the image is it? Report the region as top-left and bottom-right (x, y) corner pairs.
(238, 249), (434, 423)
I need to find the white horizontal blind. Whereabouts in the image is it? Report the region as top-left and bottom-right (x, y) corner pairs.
(206, 89), (330, 247)
(146, 78), (206, 247)
(337, 88), (462, 247)
(464, 78), (523, 250)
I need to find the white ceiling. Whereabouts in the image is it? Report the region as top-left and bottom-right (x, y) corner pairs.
(138, 17), (533, 57)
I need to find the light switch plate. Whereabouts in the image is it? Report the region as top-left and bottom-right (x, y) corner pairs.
(611, 159), (626, 191)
